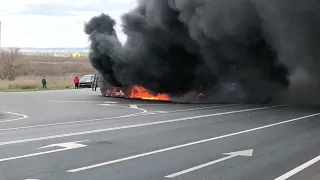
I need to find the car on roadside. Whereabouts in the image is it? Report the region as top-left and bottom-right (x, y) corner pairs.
(79, 74), (94, 88)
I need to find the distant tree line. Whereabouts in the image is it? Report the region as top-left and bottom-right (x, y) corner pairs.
(22, 52), (88, 58)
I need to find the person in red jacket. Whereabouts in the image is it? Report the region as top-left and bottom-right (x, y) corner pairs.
(74, 76), (80, 89)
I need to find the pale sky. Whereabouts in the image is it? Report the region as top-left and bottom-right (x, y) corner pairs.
(0, 0), (136, 48)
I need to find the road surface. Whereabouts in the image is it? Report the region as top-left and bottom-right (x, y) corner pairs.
(0, 89), (319, 180)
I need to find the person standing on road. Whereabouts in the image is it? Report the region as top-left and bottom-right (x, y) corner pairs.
(74, 76), (80, 89)
(41, 77), (47, 89)
(92, 73), (98, 91)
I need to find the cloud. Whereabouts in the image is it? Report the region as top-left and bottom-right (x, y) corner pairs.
(0, 0), (135, 47)
(17, 0), (135, 16)
(18, 3), (75, 16)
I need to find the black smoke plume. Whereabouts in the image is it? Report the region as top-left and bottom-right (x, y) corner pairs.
(84, 0), (320, 105)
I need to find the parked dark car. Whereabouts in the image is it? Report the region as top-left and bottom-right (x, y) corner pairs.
(79, 75), (94, 88)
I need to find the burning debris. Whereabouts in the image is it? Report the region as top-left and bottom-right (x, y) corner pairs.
(105, 85), (170, 101)
(130, 86), (169, 101)
(85, 0), (320, 105)
(105, 85), (206, 102)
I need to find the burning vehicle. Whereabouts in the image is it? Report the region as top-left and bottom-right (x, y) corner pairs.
(97, 73), (206, 102)
(101, 83), (171, 101)
(85, 0), (320, 105)
(103, 85), (205, 102)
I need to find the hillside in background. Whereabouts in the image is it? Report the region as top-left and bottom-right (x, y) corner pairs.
(1, 47), (89, 57)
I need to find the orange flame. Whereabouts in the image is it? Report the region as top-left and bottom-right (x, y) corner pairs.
(129, 86), (169, 101)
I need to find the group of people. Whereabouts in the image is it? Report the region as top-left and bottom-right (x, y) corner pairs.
(41, 74), (98, 89)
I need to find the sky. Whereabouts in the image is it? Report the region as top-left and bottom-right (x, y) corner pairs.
(0, 0), (136, 48)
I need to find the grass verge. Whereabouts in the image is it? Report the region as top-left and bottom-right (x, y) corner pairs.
(0, 87), (73, 92)
(0, 76), (76, 92)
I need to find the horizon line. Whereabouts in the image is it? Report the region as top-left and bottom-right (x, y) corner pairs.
(1, 47), (89, 49)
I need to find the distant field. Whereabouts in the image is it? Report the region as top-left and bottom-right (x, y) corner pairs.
(17, 55), (94, 76)
(0, 54), (95, 91)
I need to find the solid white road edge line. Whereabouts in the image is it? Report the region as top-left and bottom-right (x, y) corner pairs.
(274, 154), (320, 180)
(67, 112), (320, 173)
(0, 105), (283, 147)
(0, 111), (28, 123)
(122, 104), (239, 117)
(0, 104), (238, 132)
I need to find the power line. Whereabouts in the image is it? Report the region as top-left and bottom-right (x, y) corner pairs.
(1, 21), (37, 37)
(0, 21), (40, 48)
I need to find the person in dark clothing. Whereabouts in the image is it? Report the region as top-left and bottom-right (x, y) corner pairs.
(92, 73), (98, 91)
(74, 76), (80, 89)
(42, 78), (47, 89)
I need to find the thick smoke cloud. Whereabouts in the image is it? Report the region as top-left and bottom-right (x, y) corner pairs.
(84, 0), (320, 104)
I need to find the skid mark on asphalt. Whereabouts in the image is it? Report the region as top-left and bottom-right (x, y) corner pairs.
(0, 111), (28, 123)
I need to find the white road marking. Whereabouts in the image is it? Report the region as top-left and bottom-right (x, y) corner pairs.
(103, 101), (118, 104)
(154, 111), (167, 113)
(99, 103), (148, 116)
(0, 141), (88, 162)
(38, 140), (88, 149)
(165, 149), (254, 178)
(274, 154), (320, 180)
(144, 104), (236, 114)
(123, 104), (171, 106)
(0, 105), (283, 146)
(48, 100), (107, 103)
(101, 104), (240, 118)
(0, 104), (237, 132)
(129, 105), (139, 109)
(141, 111), (168, 115)
(126, 103), (236, 106)
(0, 111), (28, 123)
(124, 111), (169, 117)
(67, 112), (319, 173)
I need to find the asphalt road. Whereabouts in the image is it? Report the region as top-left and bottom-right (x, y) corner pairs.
(0, 89), (320, 180)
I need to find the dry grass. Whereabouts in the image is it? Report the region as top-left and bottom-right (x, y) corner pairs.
(16, 55), (94, 76)
(0, 55), (95, 91)
(0, 76), (76, 90)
